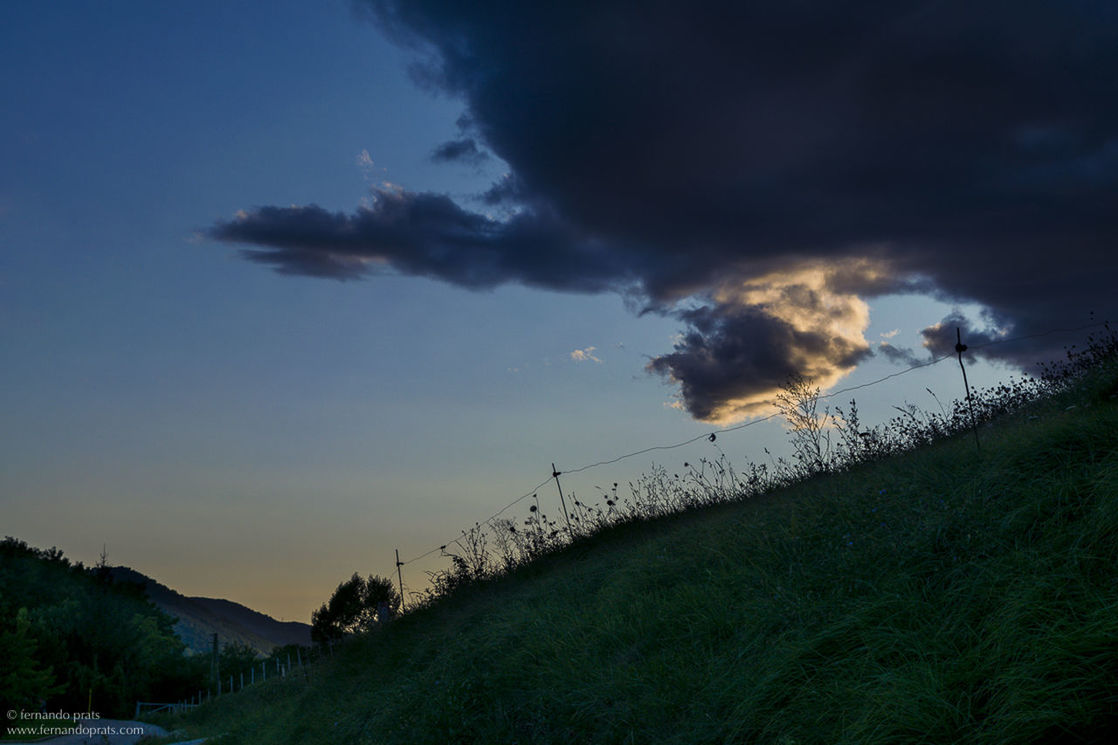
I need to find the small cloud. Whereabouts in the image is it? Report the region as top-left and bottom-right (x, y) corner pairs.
(876, 341), (924, 366)
(570, 346), (602, 363)
(920, 310), (1014, 361)
(431, 138), (489, 166)
(880, 328), (900, 339)
(356, 150), (387, 181)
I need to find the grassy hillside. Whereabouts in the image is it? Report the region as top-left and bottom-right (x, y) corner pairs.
(164, 360), (1118, 744)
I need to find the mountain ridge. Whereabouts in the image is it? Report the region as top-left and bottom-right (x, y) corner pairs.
(108, 566), (311, 655)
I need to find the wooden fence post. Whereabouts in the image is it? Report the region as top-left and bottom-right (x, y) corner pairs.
(552, 463), (574, 539)
(395, 548), (405, 611)
(211, 633), (219, 696)
(955, 328), (981, 452)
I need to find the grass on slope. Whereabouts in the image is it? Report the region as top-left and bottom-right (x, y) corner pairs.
(160, 367), (1118, 745)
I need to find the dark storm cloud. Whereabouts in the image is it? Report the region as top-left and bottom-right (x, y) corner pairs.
(209, 189), (636, 293)
(648, 303), (873, 422)
(209, 0), (1118, 419)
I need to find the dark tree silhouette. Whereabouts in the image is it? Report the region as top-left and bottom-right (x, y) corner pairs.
(311, 574), (401, 646)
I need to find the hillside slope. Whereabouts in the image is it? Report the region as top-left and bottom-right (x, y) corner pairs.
(109, 567), (310, 655)
(172, 367), (1118, 745)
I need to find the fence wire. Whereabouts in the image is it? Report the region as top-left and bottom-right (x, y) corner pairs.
(394, 320), (1106, 578)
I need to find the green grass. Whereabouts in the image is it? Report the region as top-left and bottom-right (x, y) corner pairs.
(164, 365), (1118, 744)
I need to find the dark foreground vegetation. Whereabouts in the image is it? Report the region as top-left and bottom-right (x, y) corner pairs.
(0, 541), (310, 738)
(154, 327), (1118, 744)
(0, 541), (189, 730)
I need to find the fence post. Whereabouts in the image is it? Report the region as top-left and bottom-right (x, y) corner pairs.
(955, 328), (981, 452)
(552, 463), (574, 539)
(395, 548), (405, 611)
(211, 633), (219, 696)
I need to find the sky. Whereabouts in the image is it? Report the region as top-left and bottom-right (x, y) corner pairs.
(2, 0), (1116, 622)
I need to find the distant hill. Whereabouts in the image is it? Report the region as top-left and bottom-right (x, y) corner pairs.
(109, 566), (311, 655)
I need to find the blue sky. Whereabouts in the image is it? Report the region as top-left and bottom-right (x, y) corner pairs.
(3, 1), (1113, 621)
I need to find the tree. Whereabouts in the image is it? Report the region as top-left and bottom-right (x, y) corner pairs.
(311, 574), (400, 646)
(218, 641), (260, 682)
(1, 538), (197, 717)
(0, 608), (63, 736)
